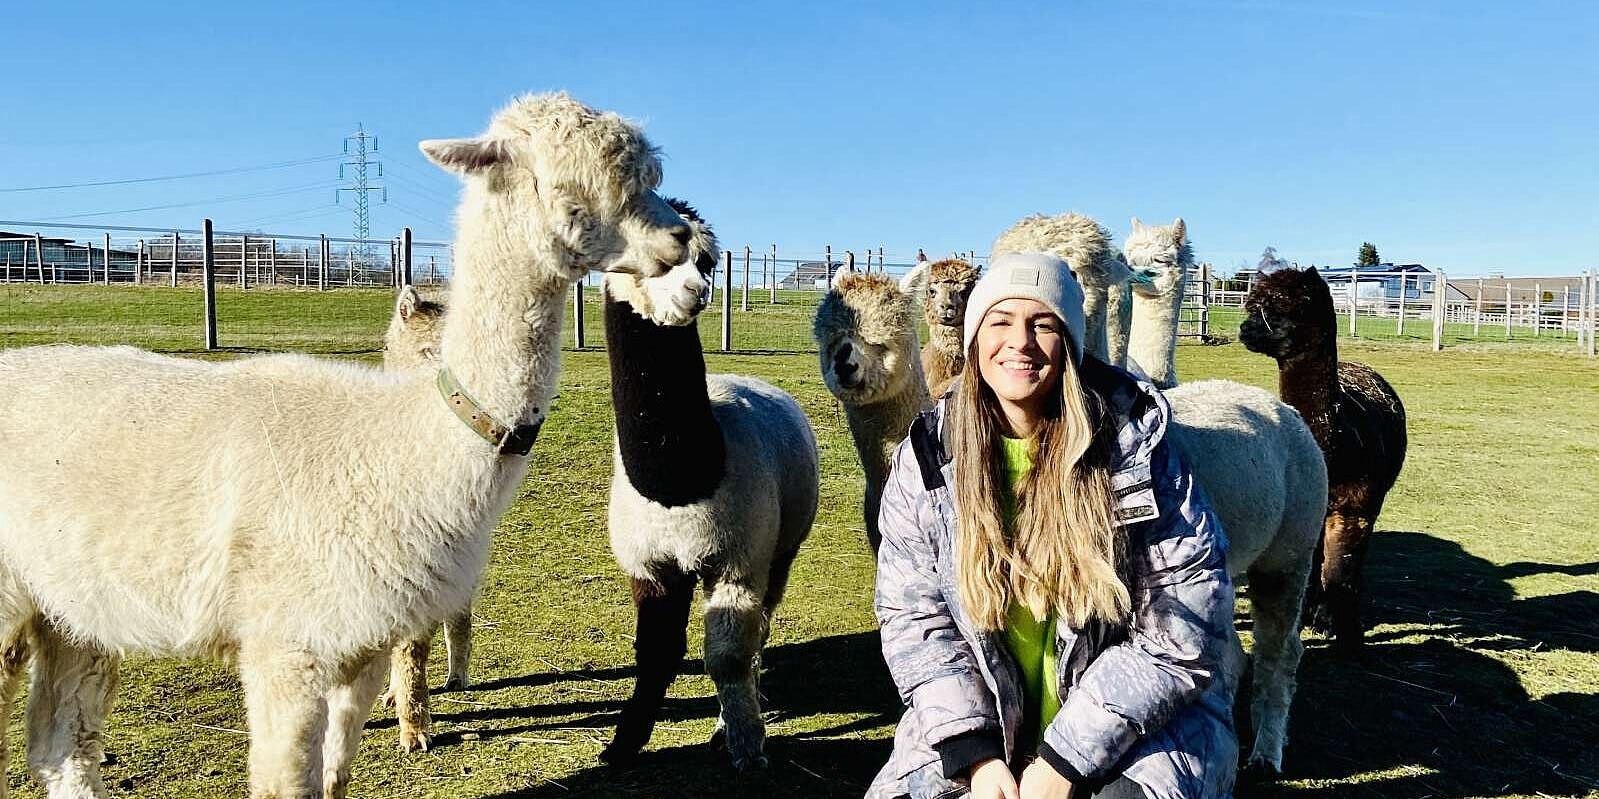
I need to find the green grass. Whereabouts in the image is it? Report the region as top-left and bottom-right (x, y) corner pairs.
(2, 285), (1597, 798)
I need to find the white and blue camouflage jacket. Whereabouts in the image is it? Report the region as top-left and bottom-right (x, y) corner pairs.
(868, 363), (1242, 799)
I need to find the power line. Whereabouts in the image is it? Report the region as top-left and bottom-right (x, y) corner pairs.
(40, 181), (342, 221)
(0, 154), (344, 193)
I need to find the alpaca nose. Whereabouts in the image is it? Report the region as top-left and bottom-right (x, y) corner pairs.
(834, 345), (858, 381)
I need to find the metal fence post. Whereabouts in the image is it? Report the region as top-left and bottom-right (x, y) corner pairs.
(268, 239), (277, 286)
(1588, 269), (1597, 357)
(1432, 270), (1446, 352)
(1473, 278), (1484, 335)
(170, 232), (179, 287)
(1396, 273), (1407, 336)
(721, 249), (733, 352)
(824, 244), (833, 287)
(136, 239), (144, 285)
(239, 235), (249, 289)
(401, 228), (413, 287)
(1534, 282), (1542, 337)
(770, 244), (778, 304)
(318, 235), (328, 290)
(33, 233), (46, 284)
(1348, 273), (1358, 336)
(202, 219), (217, 350)
(741, 245), (750, 312)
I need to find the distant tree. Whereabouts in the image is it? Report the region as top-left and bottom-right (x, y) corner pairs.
(1258, 246), (1290, 273)
(1358, 242), (1380, 266)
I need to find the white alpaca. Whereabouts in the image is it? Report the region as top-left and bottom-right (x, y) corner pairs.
(812, 264), (931, 551)
(1119, 217), (1323, 772)
(377, 287), (479, 754)
(991, 213), (1132, 363)
(0, 93), (691, 799)
(1122, 217), (1192, 388)
(598, 200), (819, 771)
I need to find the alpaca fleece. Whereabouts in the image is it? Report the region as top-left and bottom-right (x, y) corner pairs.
(0, 91), (691, 799)
(1240, 266), (1408, 652)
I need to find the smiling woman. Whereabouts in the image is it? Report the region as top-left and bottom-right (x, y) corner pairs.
(870, 252), (1240, 799)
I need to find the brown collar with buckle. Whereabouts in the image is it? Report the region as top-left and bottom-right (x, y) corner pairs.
(436, 369), (543, 457)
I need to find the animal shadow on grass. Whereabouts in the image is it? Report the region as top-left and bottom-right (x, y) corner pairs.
(382, 630), (902, 794)
(1240, 530), (1599, 798)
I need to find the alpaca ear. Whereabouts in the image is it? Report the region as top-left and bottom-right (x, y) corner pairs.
(1172, 218), (1187, 245)
(1130, 217), (1144, 232)
(898, 263), (928, 296)
(830, 261), (856, 290)
(395, 285), (422, 322)
(420, 137), (512, 175)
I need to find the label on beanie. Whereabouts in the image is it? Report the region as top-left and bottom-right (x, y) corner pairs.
(1011, 267), (1041, 285)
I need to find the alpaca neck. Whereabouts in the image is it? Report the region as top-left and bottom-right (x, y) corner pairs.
(438, 202), (571, 429)
(1127, 282), (1184, 388)
(1080, 283), (1111, 362)
(604, 294), (726, 507)
(844, 351), (932, 492)
(929, 323), (964, 359)
(1276, 340), (1339, 452)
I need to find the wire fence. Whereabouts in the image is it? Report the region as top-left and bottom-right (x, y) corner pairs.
(0, 218), (1594, 358)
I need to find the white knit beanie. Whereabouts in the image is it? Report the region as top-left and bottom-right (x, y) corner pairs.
(962, 251), (1086, 363)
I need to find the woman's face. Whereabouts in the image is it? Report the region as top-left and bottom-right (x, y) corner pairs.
(973, 298), (1067, 430)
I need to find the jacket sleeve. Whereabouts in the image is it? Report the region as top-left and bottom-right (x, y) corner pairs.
(1039, 439), (1236, 783)
(875, 438), (1001, 750)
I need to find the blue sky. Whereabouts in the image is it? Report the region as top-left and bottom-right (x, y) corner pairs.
(1, 1), (1594, 275)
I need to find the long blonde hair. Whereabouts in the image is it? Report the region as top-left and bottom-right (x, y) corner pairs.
(952, 346), (1131, 630)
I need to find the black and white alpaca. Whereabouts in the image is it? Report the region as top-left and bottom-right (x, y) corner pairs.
(598, 201), (820, 771)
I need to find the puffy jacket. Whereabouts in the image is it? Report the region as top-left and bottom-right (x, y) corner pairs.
(868, 362), (1242, 799)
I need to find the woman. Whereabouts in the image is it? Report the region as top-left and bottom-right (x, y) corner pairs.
(869, 252), (1240, 799)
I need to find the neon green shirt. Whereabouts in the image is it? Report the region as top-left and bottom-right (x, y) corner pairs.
(998, 437), (1061, 748)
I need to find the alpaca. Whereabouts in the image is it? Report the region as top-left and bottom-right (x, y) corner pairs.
(1105, 250), (1135, 369)
(0, 92), (692, 799)
(1240, 266), (1408, 653)
(1122, 217), (1194, 388)
(378, 287), (478, 754)
(812, 264), (931, 551)
(1162, 381), (1326, 773)
(599, 199), (820, 771)
(903, 257), (980, 399)
(991, 213), (1131, 363)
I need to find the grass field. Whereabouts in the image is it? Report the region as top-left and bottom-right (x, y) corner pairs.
(1, 284), (1597, 798)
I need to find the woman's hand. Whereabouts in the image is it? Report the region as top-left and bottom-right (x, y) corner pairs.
(1019, 758), (1075, 799)
(969, 758), (1020, 799)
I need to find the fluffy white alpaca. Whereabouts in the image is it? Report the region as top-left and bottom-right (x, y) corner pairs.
(1118, 218), (1324, 771)
(376, 287), (479, 754)
(1122, 217), (1192, 388)
(991, 213), (1131, 363)
(0, 93), (691, 799)
(812, 264), (932, 551)
(598, 200), (820, 771)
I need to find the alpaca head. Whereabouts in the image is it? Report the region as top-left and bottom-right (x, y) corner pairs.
(1239, 266), (1337, 359)
(384, 286), (446, 371)
(813, 264), (920, 406)
(420, 92), (691, 282)
(913, 258), (982, 329)
(603, 197), (719, 326)
(1124, 217), (1193, 300)
(991, 213), (1130, 289)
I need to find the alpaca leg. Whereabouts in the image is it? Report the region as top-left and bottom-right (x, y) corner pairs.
(321, 652), (387, 799)
(1242, 565), (1309, 774)
(442, 605), (473, 691)
(25, 622), (120, 799)
(600, 566), (695, 765)
(704, 577), (770, 771)
(0, 622), (31, 799)
(388, 629), (436, 753)
(238, 643), (331, 799)
(762, 546), (801, 618)
(1321, 512), (1375, 654)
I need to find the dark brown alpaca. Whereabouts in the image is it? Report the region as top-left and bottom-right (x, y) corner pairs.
(1240, 267), (1407, 653)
